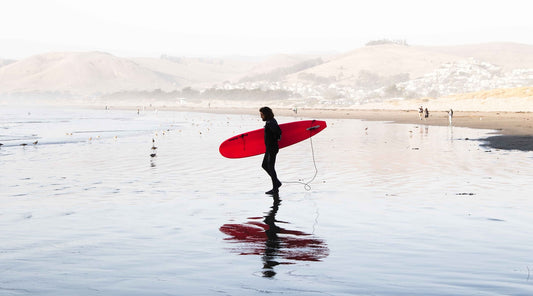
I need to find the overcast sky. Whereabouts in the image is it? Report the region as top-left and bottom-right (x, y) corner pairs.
(1, 0), (532, 59)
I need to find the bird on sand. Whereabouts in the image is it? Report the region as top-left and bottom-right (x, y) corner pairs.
(150, 138), (157, 157)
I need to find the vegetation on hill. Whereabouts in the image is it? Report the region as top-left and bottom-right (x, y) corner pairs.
(103, 87), (299, 102)
(239, 58), (324, 82)
(365, 39), (408, 46)
(0, 59), (16, 67)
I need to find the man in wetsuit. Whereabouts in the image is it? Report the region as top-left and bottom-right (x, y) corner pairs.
(260, 107), (282, 195)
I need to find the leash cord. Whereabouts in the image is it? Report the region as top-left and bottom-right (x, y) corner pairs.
(282, 134), (318, 191)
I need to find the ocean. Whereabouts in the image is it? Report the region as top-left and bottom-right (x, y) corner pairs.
(1, 106), (532, 295)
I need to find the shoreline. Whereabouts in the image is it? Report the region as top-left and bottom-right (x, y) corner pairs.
(5, 102), (533, 151)
(152, 105), (533, 152)
(140, 105), (533, 136)
(3, 95), (533, 135)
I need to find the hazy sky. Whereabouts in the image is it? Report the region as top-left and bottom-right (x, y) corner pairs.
(1, 0), (532, 59)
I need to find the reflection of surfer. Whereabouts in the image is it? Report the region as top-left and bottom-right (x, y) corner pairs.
(260, 107), (282, 195)
(262, 194), (281, 277)
(219, 193), (329, 277)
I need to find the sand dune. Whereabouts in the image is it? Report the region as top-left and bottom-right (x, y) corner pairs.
(323, 87), (533, 112)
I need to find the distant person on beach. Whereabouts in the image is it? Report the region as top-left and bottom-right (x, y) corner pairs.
(448, 109), (454, 124)
(418, 106), (424, 120)
(260, 107), (282, 195)
(424, 108), (429, 119)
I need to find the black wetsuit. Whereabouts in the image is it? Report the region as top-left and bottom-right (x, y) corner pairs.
(262, 118), (282, 190)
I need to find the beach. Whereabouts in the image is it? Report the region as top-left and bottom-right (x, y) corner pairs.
(176, 107), (533, 135)
(2, 3), (533, 294)
(279, 108), (533, 152)
(109, 103), (533, 151)
(1, 106), (533, 295)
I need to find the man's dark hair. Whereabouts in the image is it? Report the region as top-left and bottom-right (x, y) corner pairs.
(260, 106), (274, 120)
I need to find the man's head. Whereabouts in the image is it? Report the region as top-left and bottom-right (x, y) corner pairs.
(260, 106), (274, 121)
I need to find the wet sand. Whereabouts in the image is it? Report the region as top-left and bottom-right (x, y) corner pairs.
(2, 107), (533, 295)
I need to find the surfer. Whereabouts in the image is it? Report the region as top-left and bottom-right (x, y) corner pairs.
(260, 107), (282, 195)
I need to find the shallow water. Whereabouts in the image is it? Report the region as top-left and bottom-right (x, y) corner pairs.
(1, 106), (533, 295)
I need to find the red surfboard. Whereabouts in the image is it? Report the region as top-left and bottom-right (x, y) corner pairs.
(219, 120), (327, 158)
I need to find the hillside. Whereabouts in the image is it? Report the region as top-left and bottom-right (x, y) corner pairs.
(284, 43), (533, 88)
(0, 52), (320, 98)
(359, 86), (533, 112)
(0, 51), (181, 96)
(0, 58), (16, 67)
(426, 42), (533, 71)
(448, 86), (533, 100)
(238, 42), (533, 104)
(1, 42), (532, 104)
(285, 44), (461, 86)
(131, 53), (319, 88)
(130, 56), (252, 88)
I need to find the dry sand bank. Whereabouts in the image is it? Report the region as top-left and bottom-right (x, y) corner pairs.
(292, 109), (533, 152)
(285, 109), (533, 136)
(158, 106), (533, 136)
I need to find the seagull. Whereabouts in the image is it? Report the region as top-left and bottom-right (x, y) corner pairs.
(150, 138), (157, 157)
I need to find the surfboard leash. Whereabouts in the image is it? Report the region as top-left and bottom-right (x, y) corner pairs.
(282, 127), (319, 191)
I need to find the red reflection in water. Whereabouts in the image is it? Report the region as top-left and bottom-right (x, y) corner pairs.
(220, 197), (329, 268)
